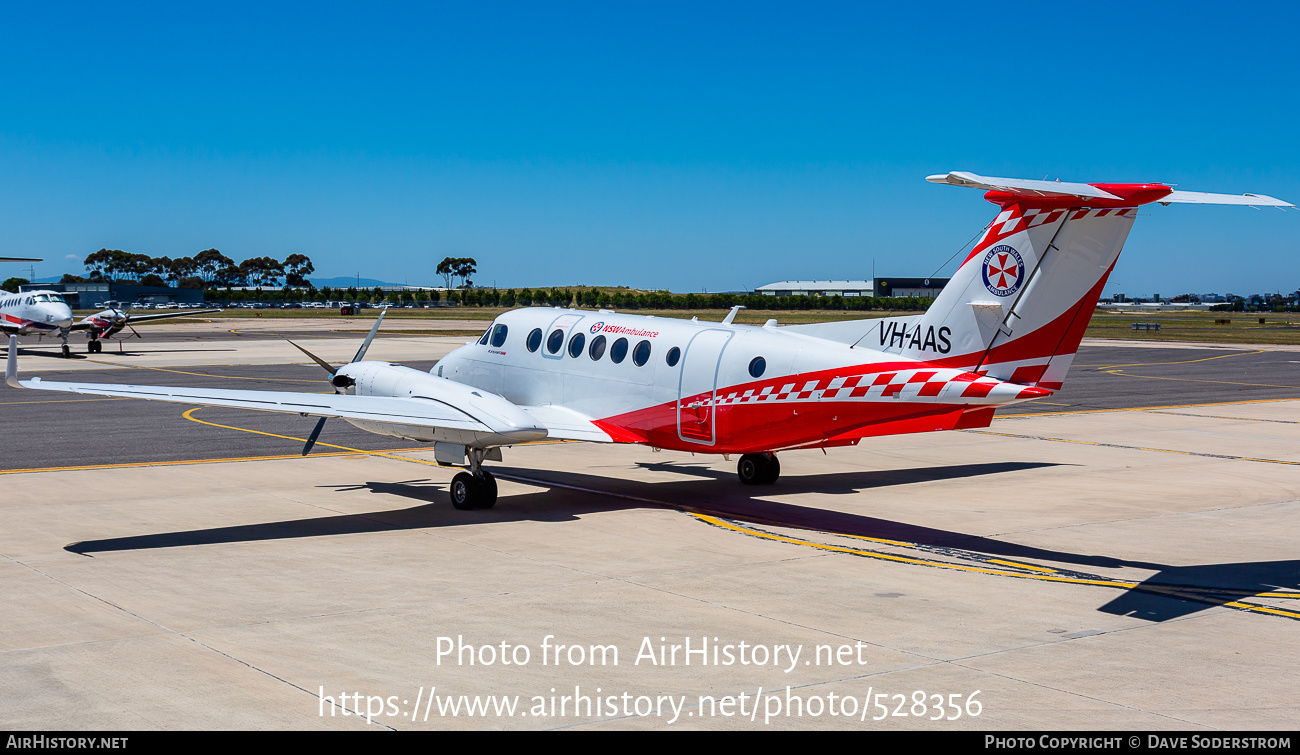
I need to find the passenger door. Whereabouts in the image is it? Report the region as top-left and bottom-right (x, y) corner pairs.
(677, 329), (733, 445)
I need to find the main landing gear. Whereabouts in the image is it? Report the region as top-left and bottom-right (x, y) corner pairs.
(737, 452), (780, 485)
(449, 448), (498, 510)
(86, 338), (102, 354)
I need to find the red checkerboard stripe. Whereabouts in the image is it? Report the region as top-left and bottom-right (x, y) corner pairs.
(705, 368), (1018, 407)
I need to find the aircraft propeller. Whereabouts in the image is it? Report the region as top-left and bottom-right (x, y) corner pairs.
(284, 307), (387, 455)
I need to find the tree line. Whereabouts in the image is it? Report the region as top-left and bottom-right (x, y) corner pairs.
(64, 249), (315, 289)
(210, 285), (934, 312)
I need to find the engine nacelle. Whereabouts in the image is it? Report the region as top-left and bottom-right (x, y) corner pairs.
(331, 361), (545, 446)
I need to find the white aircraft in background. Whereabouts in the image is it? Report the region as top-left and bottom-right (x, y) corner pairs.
(6, 172), (1292, 509)
(0, 288), (221, 356)
(73, 301), (224, 354)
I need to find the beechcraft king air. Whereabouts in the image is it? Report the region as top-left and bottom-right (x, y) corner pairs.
(0, 291), (221, 357)
(5, 172), (1293, 509)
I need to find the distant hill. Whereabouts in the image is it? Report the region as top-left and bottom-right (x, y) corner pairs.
(309, 276), (403, 288)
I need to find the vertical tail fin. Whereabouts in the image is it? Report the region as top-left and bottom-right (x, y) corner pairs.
(885, 172), (1291, 389)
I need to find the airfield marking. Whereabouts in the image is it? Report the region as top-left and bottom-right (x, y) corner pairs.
(0, 449), (426, 475)
(970, 429), (1300, 467)
(0, 397), (127, 405)
(1081, 350), (1265, 370)
(180, 407), (1300, 623)
(692, 515), (1300, 621)
(1145, 411), (1300, 425)
(996, 396), (1300, 419)
(14, 406), (1297, 621)
(1101, 369), (1300, 390)
(82, 360), (328, 384)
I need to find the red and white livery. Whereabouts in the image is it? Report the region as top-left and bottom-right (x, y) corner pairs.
(6, 172), (1292, 508)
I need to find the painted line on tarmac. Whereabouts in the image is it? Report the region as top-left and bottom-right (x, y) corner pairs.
(1102, 368), (1300, 390)
(692, 515), (1300, 621)
(997, 396), (1300, 419)
(0, 449), (416, 475)
(41, 406), (1294, 623)
(0, 397), (128, 405)
(178, 410), (1300, 622)
(969, 429), (1300, 467)
(82, 359), (328, 384)
(1145, 411), (1300, 425)
(1084, 350), (1264, 371)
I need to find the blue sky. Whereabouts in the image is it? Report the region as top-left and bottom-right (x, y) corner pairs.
(1, 2), (1296, 295)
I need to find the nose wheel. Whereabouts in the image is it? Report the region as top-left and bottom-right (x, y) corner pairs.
(737, 453), (780, 485)
(61, 343), (70, 358)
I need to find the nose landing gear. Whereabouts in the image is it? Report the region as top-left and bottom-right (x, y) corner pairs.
(737, 452), (780, 485)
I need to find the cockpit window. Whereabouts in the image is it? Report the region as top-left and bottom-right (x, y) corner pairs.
(50, 294), (65, 303)
(490, 324), (508, 348)
(477, 328), (491, 345)
(35, 294), (50, 302)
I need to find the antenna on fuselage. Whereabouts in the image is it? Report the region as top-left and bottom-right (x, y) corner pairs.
(721, 305), (745, 325)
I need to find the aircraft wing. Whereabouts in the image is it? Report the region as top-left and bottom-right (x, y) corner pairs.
(0, 321), (19, 336)
(519, 405), (615, 442)
(125, 308), (224, 324)
(5, 336), (546, 444)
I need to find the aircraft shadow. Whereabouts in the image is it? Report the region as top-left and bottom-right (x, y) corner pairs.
(63, 461), (1297, 622)
(1096, 561), (1300, 621)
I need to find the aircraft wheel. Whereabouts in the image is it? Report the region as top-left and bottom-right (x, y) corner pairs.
(476, 472), (498, 509)
(737, 454), (765, 485)
(450, 472), (478, 510)
(758, 452), (780, 484)
(61, 343), (71, 358)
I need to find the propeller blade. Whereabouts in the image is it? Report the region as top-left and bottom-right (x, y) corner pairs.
(129, 326), (141, 339)
(350, 307), (387, 364)
(285, 339), (338, 376)
(302, 417), (328, 455)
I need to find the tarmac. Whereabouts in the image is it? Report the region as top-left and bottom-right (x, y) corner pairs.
(2, 324), (1298, 730)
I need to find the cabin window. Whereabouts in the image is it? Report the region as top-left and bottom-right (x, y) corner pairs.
(665, 347), (680, 367)
(546, 328), (564, 354)
(632, 340), (651, 366)
(568, 331), (585, 358)
(526, 328), (543, 352)
(749, 356), (766, 378)
(490, 324), (508, 348)
(589, 334), (607, 360)
(610, 337), (629, 364)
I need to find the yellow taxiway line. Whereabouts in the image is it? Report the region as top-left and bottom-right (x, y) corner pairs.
(692, 515), (1300, 620)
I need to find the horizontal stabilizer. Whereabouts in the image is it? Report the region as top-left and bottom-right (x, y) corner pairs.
(1157, 190), (1294, 207)
(926, 171), (1122, 201)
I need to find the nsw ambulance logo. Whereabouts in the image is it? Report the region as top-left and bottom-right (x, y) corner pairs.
(590, 321), (605, 334)
(981, 245), (1024, 297)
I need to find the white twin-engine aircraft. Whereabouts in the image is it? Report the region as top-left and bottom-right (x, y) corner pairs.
(5, 173), (1292, 509)
(0, 285), (221, 357)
